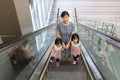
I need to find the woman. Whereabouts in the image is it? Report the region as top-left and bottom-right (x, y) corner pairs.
(56, 11), (75, 60)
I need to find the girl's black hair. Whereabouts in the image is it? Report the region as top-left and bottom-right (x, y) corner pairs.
(61, 11), (70, 17)
(71, 33), (79, 43)
(55, 37), (62, 45)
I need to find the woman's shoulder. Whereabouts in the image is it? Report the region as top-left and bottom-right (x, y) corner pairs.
(57, 22), (63, 27)
(69, 22), (74, 25)
(69, 22), (74, 27)
(57, 22), (62, 25)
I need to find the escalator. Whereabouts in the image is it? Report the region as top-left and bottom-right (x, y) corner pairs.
(81, 21), (120, 42)
(1, 21), (120, 80)
(46, 55), (87, 80)
(77, 23), (120, 80)
(0, 9), (120, 80)
(36, 21), (120, 80)
(0, 23), (57, 80)
(0, 22), (103, 80)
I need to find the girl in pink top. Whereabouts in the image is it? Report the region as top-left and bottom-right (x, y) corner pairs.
(71, 33), (81, 64)
(50, 38), (64, 66)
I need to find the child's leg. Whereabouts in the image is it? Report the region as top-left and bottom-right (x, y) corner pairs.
(50, 56), (54, 63)
(76, 55), (80, 60)
(56, 59), (59, 62)
(73, 55), (77, 64)
(56, 58), (60, 66)
(76, 55), (80, 58)
(73, 55), (77, 61)
(51, 56), (54, 60)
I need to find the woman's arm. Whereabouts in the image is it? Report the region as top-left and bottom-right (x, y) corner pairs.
(61, 46), (65, 51)
(56, 23), (61, 38)
(66, 22), (75, 49)
(68, 31), (75, 44)
(56, 31), (61, 38)
(66, 31), (75, 49)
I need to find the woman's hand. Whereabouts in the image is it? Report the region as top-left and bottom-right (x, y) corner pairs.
(66, 43), (70, 49)
(62, 42), (65, 48)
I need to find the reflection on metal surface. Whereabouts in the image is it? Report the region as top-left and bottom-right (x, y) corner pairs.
(78, 24), (120, 80)
(0, 24), (56, 80)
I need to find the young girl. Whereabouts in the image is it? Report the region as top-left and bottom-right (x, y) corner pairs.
(71, 33), (81, 64)
(50, 37), (64, 66)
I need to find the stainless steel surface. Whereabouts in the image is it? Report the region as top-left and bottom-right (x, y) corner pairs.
(77, 23), (120, 80)
(30, 40), (54, 80)
(81, 41), (103, 80)
(46, 57), (87, 80)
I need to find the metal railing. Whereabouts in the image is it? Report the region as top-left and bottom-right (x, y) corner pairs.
(75, 8), (104, 80)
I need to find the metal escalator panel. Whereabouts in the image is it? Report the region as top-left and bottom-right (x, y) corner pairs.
(46, 58), (87, 80)
(81, 21), (120, 42)
(0, 25), (56, 80)
(77, 23), (120, 80)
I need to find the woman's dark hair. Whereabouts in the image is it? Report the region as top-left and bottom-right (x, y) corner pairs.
(61, 11), (70, 17)
(71, 33), (79, 43)
(55, 37), (62, 45)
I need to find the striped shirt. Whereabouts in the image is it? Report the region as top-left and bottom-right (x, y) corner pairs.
(56, 22), (75, 43)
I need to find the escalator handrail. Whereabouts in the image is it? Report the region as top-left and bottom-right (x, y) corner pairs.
(57, 8), (60, 23)
(74, 8), (78, 23)
(80, 41), (104, 80)
(78, 23), (120, 50)
(29, 39), (54, 80)
(0, 23), (56, 52)
(74, 9), (103, 80)
(37, 8), (60, 80)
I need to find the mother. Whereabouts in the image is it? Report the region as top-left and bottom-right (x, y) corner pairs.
(56, 11), (75, 60)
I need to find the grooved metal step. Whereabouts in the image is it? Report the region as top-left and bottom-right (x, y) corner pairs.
(46, 57), (87, 80)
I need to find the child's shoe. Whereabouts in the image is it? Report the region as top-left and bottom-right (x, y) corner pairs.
(56, 62), (59, 67)
(50, 59), (53, 63)
(73, 61), (76, 64)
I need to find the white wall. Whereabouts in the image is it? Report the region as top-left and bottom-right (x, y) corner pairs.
(13, 0), (33, 35)
(0, 0), (22, 43)
(53, 0), (120, 22)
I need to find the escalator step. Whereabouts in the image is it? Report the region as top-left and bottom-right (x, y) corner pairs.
(46, 57), (87, 80)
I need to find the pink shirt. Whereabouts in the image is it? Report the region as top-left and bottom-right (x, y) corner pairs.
(51, 45), (62, 59)
(71, 42), (81, 56)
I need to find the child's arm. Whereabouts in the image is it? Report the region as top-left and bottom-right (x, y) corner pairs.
(50, 45), (54, 52)
(61, 42), (65, 51)
(62, 42), (65, 48)
(61, 46), (65, 51)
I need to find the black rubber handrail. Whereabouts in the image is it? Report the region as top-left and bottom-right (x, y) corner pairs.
(57, 8), (60, 23)
(78, 23), (120, 50)
(37, 8), (60, 80)
(29, 40), (54, 80)
(75, 8), (103, 80)
(30, 8), (60, 80)
(74, 8), (78, 23)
